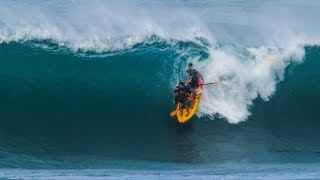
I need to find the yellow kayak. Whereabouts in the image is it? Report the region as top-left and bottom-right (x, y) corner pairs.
(176, 93), (202, 123)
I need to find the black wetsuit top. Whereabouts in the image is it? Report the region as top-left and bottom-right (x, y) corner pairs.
(176, 86), (192, 94)
(174, 93), (189, 105)
(186, 69), (199, 77)
(186, 69), (200, 88)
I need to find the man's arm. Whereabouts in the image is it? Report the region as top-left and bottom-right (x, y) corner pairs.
(175, 97), (178, 105)
(186, 69), (192, 82)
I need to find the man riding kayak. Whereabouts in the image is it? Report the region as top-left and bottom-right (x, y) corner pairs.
(176, 82), (192, 94)
(170, 62), (220, 122)
(174, 89), (191, 116)
(176, 81), (196, 108)
(186, 63), (203, 90)
(172, 63), (203, 117)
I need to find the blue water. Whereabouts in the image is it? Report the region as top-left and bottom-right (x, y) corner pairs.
(0, 0), (320, 179)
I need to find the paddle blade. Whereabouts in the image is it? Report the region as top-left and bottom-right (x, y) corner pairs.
(170, 110), (177, 117)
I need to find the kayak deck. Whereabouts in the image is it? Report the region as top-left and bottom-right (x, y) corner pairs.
(176, 93), (202, 123)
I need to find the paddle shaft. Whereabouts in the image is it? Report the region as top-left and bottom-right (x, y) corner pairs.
(198, 82), (219, 86)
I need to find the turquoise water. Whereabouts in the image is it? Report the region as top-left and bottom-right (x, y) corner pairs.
(0, 0), (320, 179)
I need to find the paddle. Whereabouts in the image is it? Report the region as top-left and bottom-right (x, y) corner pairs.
(198, 81), (221, 86)
(170, 108), (179, 117)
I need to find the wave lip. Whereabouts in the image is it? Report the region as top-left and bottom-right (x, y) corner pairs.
(0, 0), (211, 53)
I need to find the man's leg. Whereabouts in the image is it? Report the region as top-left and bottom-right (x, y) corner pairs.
(186, 104), (190, 116)
(179, 103), (183, 116)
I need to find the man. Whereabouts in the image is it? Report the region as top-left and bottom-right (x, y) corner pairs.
(176, 81), (196, 109)
(174, 89), (190, 116)
(177, 82), (192, 95)
(186, 63), (203, 90)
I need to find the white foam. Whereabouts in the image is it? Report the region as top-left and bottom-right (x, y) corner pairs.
(0, 0), (212, 52)
(195, 44), (305, 123)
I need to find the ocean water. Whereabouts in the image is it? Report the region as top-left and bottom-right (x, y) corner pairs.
(0, 0), (320, 179)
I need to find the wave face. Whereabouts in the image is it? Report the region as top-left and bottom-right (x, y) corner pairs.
(0, 0), (320, 176)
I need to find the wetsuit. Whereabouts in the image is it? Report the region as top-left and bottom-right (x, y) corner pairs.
(174, 92), (190, 107)
(186, 69), (202, 88)
(176, 85), (192, 95)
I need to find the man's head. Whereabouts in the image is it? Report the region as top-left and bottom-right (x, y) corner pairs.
(188, 63), (193, 70)
(179, 82), (185, 88)
(174, 89), (179, 96)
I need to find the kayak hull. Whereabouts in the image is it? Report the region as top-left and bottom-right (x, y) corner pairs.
(176, 93), (202, 123)
(198, 76), (204, 90)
